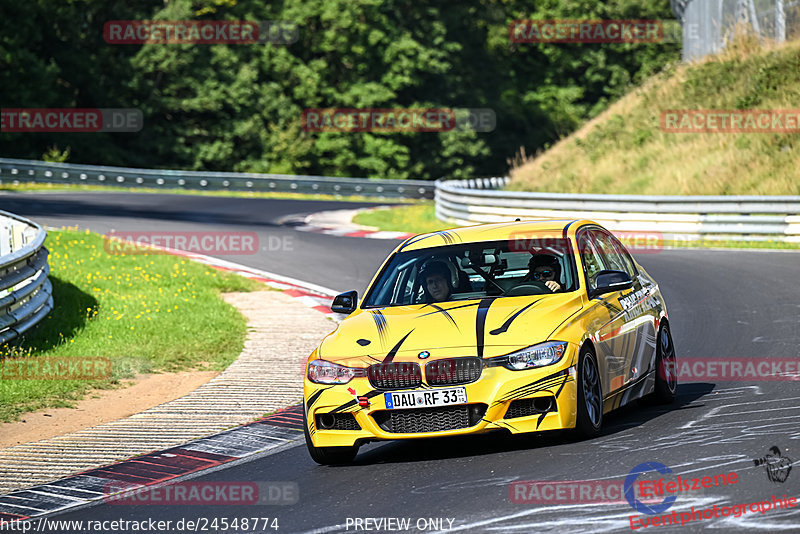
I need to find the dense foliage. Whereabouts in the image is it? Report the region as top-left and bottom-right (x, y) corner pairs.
(1, 0), (678, 179)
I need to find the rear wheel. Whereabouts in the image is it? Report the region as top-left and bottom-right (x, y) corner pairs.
(575, 347), (603, 438)
(652, 324), (677, 403)
(303, 409), (359, 465)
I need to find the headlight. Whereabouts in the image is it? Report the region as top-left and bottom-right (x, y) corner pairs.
(307, 359), (366, 384)
(501, 341), (568, 370)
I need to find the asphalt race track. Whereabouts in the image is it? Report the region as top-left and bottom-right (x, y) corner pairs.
(1, 192), (395, 293)
(2, 191), (799, 533)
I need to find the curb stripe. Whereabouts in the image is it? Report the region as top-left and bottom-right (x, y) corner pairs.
(0, 250), (327, 523)
(0, 408), (305, 523)
(291, 223), (414, 241)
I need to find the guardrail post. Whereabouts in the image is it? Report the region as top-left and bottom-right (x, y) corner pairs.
(776, 0), (786, 42)
(0, 219), (10, 258)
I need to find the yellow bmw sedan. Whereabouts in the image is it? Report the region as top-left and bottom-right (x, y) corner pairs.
(303, 220), (677, 464)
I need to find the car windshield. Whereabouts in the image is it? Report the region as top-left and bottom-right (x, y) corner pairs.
(362, 238), (577, 307)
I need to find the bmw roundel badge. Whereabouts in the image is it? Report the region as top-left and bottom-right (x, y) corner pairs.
(418, 351), (430, 359)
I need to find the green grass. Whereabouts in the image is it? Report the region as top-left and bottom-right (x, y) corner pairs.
(0, 229), (263, 422)
(509, 35), (800, 195)
(0, 181), (417, 204)
(352, 202), (454, 234)
(354, 203), (800, 251)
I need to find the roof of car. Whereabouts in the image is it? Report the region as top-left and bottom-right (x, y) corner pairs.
(398, 219), (598, 252)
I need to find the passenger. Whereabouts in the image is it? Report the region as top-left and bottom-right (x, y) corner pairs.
(419, 260), (453, 302)
(525, 254), (563, 292)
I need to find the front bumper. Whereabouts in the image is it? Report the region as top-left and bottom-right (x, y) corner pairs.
(303, 347), (578, 448)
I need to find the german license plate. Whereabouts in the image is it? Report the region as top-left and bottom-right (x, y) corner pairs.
(384, 387), (467, 410)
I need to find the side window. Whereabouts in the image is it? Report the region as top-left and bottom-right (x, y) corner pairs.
(590, 230), (626, 274)
(578, 232), (607, 290)
(592, 230), (636, 279)
(606, 233), (638, 278)
(390, 264), (413, 305)
(402, 267), (419, 304)
(389, 261), (430, 305)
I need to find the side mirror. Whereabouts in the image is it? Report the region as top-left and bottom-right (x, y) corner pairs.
(331, 290), (358, 314)
(589, 270), (633, 299)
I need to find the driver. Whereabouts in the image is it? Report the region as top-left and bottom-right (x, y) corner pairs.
(419, 260), (453, 303)
(525, 254), (562, 292)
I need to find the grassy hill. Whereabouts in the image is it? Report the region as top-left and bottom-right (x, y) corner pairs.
(508, 36), (800, 195)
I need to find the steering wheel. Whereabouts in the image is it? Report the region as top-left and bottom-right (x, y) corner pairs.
(506, 280), (551, 296)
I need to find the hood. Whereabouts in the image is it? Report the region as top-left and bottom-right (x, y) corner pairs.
(318, 293), (583, 365)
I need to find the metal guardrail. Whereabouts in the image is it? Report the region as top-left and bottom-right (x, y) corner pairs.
(0, 212), (53, 344)
(680, 0), (800, 61)
(435, 178), (800, 242)
(0, 158), (435, 199)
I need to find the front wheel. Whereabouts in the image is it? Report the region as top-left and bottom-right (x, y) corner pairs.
(303, 409), (359, 465)
(574, 348), (603, 438)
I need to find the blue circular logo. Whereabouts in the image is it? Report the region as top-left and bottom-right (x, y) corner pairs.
(624, 462), (677, 515)
(418, 351), (430, 359)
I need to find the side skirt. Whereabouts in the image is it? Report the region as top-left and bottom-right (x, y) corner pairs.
(601, 369), (655, 413)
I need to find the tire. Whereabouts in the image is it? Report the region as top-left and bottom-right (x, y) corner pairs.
(303, 409), (359, 465)
(575, 347), (603, 438)
(652, 324), (677, 404)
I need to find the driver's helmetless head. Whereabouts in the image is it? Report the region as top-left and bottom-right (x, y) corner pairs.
(532, 265), (556, 281)
(419, 261), (452, 302)
(528, 254), (561, 282)
(425, 273), (449, 301)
